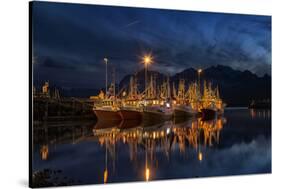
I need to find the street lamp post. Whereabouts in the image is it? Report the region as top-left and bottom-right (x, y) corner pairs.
(143, 55), (152, 100)
(197, 68), (202, 94)
(104, 58), (108, 96)
(197, 69), (202, 111)
(145, 61), (148, 99)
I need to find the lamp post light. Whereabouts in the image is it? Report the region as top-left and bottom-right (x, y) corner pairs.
(197, 68), (202, 94)
(143, 55), (152, 100)
(104, 58), (108, 96)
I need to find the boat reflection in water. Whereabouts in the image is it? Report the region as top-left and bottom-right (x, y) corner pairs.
(93, 117), (226, 183)
(34, 121), (95, 161)
(32, 108), (271, 187)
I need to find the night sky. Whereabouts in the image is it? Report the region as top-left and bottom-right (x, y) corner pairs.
(32, 1), (271, 89)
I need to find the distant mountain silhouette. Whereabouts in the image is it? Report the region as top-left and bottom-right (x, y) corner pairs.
(119, 65), (271, 106)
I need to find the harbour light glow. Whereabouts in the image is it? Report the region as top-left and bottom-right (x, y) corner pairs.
(142, 54), (153, 66)
(145, 168), (150, 181)
(198, 152), (203, 161)
(166, 128), (171, 134)
(104, 169), (108, 183)
(143, 55), (151, 65)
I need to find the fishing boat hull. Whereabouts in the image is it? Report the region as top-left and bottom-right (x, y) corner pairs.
(94, 109), (122, 121)
(118, 109), (142, 120)
(174, 106), (197, 117)
(142, 110), (173, 122)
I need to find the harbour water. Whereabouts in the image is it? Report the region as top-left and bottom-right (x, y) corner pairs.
(32, 108), (271, 187)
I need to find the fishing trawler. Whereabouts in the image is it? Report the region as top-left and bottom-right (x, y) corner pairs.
(94, 99), (121, 121)
(171, 78), (225, 119)
(119, 101), (143, 120)
(93, 60), (124, 121)
(93, 84), (122, 121)
(173, 79), (198, 117)
(141, 75), (174, 122)
(200, 81), (225, 119)
(120, 73), (173, 122)
(119, 76), (143, 120)
(142, 102), (173, 122)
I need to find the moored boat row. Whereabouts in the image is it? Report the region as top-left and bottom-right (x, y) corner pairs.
(91, 57), (225, 122)
(92, 80), (225, 122)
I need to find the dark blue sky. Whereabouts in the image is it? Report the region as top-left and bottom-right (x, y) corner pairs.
(32, 1), (271, 89)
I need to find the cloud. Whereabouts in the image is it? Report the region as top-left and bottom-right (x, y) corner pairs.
(32, 2), (271, 88)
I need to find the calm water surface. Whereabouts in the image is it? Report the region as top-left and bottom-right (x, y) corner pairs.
(32, 108), (271, 186)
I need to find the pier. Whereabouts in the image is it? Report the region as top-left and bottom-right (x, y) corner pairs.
(33, 82), (96, 123)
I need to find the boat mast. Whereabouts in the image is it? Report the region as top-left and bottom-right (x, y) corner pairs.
(104, 58), (108, 98)
(167, 76), (171, 99)
(112, 66), (116, 97)
(178, 79), (185, 103)
(172, 82), (176, 99)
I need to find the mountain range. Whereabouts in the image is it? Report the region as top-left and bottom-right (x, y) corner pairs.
(119, 65), (271, 106)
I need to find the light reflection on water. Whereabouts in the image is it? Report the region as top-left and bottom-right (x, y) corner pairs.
(32, 109), (271, 186)
(250, 108), (271, 119)
(94, 117), (226, 182)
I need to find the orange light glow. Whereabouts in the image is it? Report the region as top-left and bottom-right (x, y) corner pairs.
(40, 145), (49, 160)
(145, 168), (150, 181)
(104, 169), (108, 183)
(142, 54), (153, 65)
(198, 152), (203, 161)
(144, 56), (151, 64)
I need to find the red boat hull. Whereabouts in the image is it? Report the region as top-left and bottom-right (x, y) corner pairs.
(94, 110), (121, 121)
(118, 110), (142, 120)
